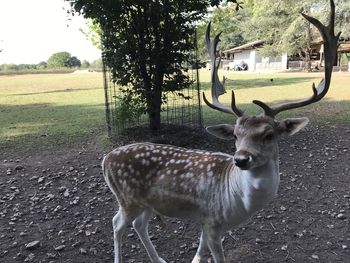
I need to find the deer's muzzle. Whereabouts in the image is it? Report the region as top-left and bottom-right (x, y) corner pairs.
(234, 150), (252, 170)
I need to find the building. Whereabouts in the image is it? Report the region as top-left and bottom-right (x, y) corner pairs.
(217, 39), (350, 72)
(221, 40), (288, 72)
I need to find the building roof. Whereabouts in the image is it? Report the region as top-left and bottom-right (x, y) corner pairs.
(222, 39), (350, 55)
(338, 43), (350, 53)
(223, 40), (264, 54)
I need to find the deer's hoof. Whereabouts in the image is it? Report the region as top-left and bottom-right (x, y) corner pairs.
(191, 255), (202, 263)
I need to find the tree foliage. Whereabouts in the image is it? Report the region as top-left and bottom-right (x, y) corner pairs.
(245, 0), (318, 56)
(196, 0), (253, 60)
(80, 19), (102, 49)
(81, 60), (90, 68)
(202, 0), (349, 71)
(47, 51), (81, 68)
(243, 0), (349, 70)
(320, 0), (350, 38)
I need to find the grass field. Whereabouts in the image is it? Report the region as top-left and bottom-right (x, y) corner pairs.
(0, 72), (106, 151)
(1, 70), (350, 152)
(201, 70), (350, 124)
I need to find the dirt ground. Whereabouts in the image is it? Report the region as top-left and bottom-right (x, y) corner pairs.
(1, 123), (349, 263)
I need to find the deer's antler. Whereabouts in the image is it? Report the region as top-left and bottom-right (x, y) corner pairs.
(203, 22), (244, 117)
(253, 0), (341, 118)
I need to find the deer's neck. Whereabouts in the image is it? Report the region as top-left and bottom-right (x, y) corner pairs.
(223, 156), (280, 226)
(238, 157), (279, 211)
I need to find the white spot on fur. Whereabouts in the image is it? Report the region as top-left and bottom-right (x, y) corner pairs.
(184, 162), (193, 169)
(185, 172), (193, 178)
(207, 164), (212, 172)
(128, 164), (134, 173)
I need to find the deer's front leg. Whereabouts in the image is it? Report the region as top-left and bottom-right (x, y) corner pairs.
(203, 226), (225, 263)
(191, 231), (209, 263)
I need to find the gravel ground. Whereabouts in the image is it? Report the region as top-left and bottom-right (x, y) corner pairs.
(1, 124), (349, 262)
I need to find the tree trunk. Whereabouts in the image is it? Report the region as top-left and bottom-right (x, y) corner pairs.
(304, 21), (312, 72)
(149, 87), (162, 132)
(149, 10), (163, 133)
(304, 48), (312, 72)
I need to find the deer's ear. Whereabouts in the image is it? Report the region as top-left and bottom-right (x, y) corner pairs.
(278, 117), (309, 136)
(206, 124), (236, 140)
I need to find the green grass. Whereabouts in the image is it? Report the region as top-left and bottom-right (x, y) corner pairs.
(200, 70), (350, 125)
(0, 72), (106, 151)
(1, 70), (350, 152)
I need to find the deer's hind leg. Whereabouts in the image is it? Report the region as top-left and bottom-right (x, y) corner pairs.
(132, 208), (167, 263)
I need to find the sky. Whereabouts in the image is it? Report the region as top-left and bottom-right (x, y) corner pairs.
(0, 0), (101, 64)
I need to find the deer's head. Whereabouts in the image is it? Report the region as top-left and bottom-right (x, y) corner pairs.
(206, 115), (309, 170)
(204, 0), (340, 170)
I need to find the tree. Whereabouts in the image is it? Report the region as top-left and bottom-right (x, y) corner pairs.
(81, 60), (90, 68)
(196, 0), (253, 61)
(242, 0), (321, 71)
(80, 19), (102, 50)
(1, 64), (18, 71)
(47, 51), (81, 68)
(69, 56), (82, 67)
(243, 0), (348, 71)
(67, 0), (227, 131)
(211, 0), (243, 9)
(90, 58), (103, 70)
(37, 61), (47, 69)
(320, 0), (350, 38)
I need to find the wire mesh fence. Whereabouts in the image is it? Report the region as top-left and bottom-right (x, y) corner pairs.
(103, 68), (202, 137)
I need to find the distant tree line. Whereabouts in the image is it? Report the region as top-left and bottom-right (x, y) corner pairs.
(0, 51), (102, 72)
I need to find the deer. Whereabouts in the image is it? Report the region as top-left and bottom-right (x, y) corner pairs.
(102, 1), (340, 262)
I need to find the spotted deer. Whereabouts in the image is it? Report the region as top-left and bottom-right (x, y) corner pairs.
(102, 1), (340, 262)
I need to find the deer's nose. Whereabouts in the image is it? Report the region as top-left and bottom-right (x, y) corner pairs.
(234, 157), (250, 168)
(234, 151), (252, 169)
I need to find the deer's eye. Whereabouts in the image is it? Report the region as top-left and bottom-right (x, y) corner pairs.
(264, 133), (274, 141)
(233, 134), (238, 140)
